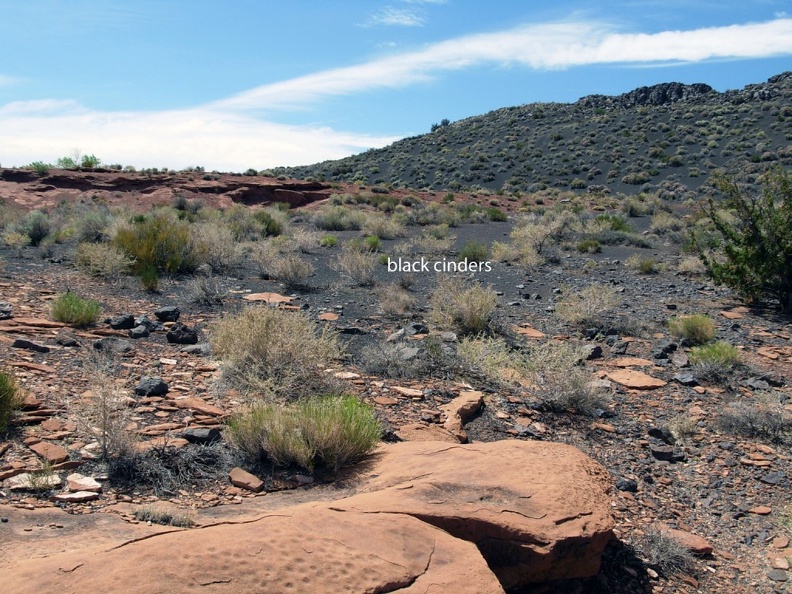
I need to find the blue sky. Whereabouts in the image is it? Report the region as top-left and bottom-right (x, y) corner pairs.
(1, 1), (791, 171)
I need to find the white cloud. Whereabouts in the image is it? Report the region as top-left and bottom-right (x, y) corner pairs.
(366, 7), (425, 27)
(212, 17), (792, 111)
(0, 74), (20, 86)
(0, 103), (399, 170)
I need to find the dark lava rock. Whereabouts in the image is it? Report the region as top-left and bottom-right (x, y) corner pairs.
(55, 328), (79, 347)
(615, 478), (638, 492)
(11, 338), (50, 353)
(673, 373), (698, 386)
(134, 315), (161, 331)
(650, 445), (675, 461)
(93, 337), (134, 354)
(166, 322), (198, 345)
(154, 306), (180, 322)
(584, 345), (603, 360)
(652, 340), (677, 360)
(182, 427), (222, 444)
(129, 325), (150, 339)
(109, 314), (135, 330)
(767, 569), (788, 582)
(404, 323), (429, 335)
(338, 326), (366, 335)
(611, 340), (629, 355)
(759, 471), (787, 486)
(0, 302), (12, 320)
(134, 376), (169, 397)
(648, 426), (676, 445)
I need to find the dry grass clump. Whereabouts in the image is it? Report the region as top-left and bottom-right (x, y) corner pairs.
(210, 306), (341, 398)
(457, 336), (529, 386)
(677, 255), (706, 276)
(526, 341), (606, 415)
(377, 284), (416, 317)
(649, 211), (687, 237)
(75, 242), (134, 278)
(226, 394), (381, 471)
(269, 254), (315, 289)
(717, 393), (791, 443)
(332, 245), (378, 286)
(134, 505), (195, 528)
(639, 526), (694, 575)
(78, 371), (137, 461)
(555, 284), (619, 328)
(667, 314), (715, 345)
(361, 213), (406, 239)
(312, 205), (366, 231)
(190, 222), (243, 274)
(625, 253), (659, 274)
(429, 276), (498, 335)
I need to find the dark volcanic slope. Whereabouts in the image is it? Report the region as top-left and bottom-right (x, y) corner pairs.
(274, 73), (792, 195)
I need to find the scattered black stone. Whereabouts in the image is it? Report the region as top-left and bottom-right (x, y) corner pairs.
(0, 302), (12, 320)
(109, 314), (135, 330)
(611, 340), (629, 355)
(134, 376), (169, 397)
(648, 426), (676, 445)
(584, 345), (603, 360)
(405, 323), (429, 335)
(759, 471), (787, 486)
(154, 306), (180, 322)
(767, 569), (788, 582)
(129, 325), (150, 339)
(182, 427), (221, 444)
(650, 445), (675, 461)
(55, 328), (79, 347)
(652, 340), (677, 360)
(93, 337), (134, 354)
(166, 322), (198, 344)
(11, 338), (50, 353)
(338, 326), (366, 335)
(615, 478), (638, 492)
(673, 373), (698, 386)
(134, 315), (161, 331)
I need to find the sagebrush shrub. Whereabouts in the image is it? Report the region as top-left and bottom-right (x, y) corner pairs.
(429, 276), (498, 335)
(210, 306), (340, 398)
(555, 284), (619, 328)
(75, 242), (134, 278)
(113, 211), (196, 274)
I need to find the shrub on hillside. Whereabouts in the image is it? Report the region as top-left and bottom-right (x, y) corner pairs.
(75, 242), (134, 278)
(695, 167), (792, 312)
(667, 314), (715, 345)
(113, 211), (196, 275)
(555, 284), (619, 328)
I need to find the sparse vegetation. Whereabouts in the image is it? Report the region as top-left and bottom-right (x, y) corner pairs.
(51, 291), (102, 326)
(717, 392), (791, 443)
(134, 505), (195, 528)
(210, 306), (340, 399)
(75, 242), (134, 278)
(226, 394), (381, 472)
(0, 368), (23, 432)
(555, 284), (619, 328)
(667, 314), (715, 345)
(429, 276), (498, 335)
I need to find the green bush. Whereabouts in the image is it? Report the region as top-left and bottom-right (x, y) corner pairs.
(17, 210), (51, 246)
(113, 211), (196, 275)
(319, 234), (338, 247)
(226, 394), (381, 471)
(0, 368), (23, 432)
(363, 235), (382, 252)
(576, 239), (602, 253)
(51, 291), (101, 326)
(75, 242), (134, 278)
(689, 340), (740, 366)
(458, 240), (489, 261)
(667, 314), (715, 345)
(695, 167), (792, 312)
(485, 206), (507, 222)
(28, 161), (50, 175)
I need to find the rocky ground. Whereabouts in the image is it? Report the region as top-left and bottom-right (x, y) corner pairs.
(0, 169), (790, 593)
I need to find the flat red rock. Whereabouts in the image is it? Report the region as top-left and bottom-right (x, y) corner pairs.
(606, 369), (667, 389)
(242, 292), (293, 304)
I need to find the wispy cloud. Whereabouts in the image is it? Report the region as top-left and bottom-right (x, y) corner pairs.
(212, 17), (792, 111)
(0, 74), (20, 86)
(366, 7), (426, 27)
(0, 102), (399, 170)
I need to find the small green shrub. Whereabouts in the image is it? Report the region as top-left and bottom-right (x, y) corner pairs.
(319, 234), (338, 247)
(689, 340), (740, 366)
(458, 240), (489, 262)
(485, 207), (507, 222)
(363, 235), (382, 252)
(576, 239), (602, 253)
(113, 211), (196, 274)
(226, 395), (381, 471)
(139, 264), (159, 291)
(626, 253), (658, 274)
(28, 161), (50, 175)
(0, 368), (23, 432)
(667, 314), (715, 345)
(51, 291), (101, 326)
(17, 210), (51, 246)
